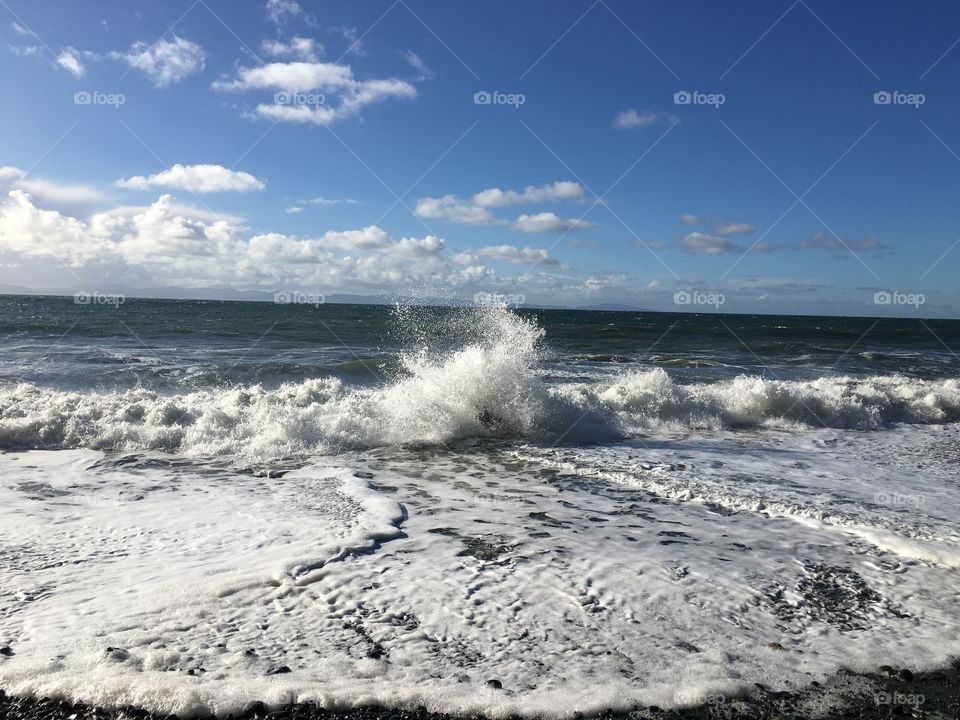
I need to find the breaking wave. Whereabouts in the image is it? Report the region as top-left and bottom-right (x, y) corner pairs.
(1, 306), (958, 458)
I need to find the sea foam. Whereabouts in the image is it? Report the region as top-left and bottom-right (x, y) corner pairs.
(0, 307), (958, 458)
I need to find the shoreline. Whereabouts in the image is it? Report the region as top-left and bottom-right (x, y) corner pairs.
(2, 662), (958, 720)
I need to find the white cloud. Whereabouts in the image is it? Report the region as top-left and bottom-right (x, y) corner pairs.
(414, 195), (500, 225)
(403, 50), (432, 79)
(16, 178), (106, 206)
(10, 45), (41, 57)
(56, 47), (85, 77)
(0, 187), (667, 304)
(262, 37), (321, 62)
(316, 226), (391, 252)
(337, 26), (364, 56)
(213, 61), (416, 125)
(614, 109), (678, 130)
(416, 181), (589, 231)
(11, 22), (34, 36)
(0, 189), (457, 289)
(0, 190), (103, 266)
(114, 36), (205, 87)
(117, 164), (266, 193)
(614, 110), (652, 129)
(513, 212), (592, 233)
(451, 251), (478, 265)
(472, 181), (585, 208)
(286, 206), (303, 214)
(477, 244), (560, 266)
(266, 0), (302, 25)
(307, 196), (359, 206)
(0, 166), (105, 207)
(213, 61), (353, 93)
(680, 214), (702, 225)
(716, 222), (756, 236)
(678, 232), (738, 255)
(579, 272), (629, 296)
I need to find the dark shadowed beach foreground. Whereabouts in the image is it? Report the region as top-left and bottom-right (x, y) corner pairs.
(2, 661), (959, 719)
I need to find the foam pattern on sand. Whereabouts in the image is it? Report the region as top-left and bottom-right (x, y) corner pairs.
(1, 425), (959, 717)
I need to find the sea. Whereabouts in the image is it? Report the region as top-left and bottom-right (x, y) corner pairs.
(0, 294), (958, 717)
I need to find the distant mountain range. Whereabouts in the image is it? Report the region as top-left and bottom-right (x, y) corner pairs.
(0, 284), (653, 313)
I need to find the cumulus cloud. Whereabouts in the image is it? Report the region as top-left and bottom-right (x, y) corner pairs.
(414, 195), (500, 225)
(56, 47), (85, 77)
(678, 232), (739, 255)
(512, 212), (592, 233)
(415, 181), (590, 232)
(680, 214), (702, 225)
(113, 36), (205, 87)
(716, 222), (756, 236)
(0, 186), (508, 293)
(116, 164), (266, 193)
(472, 181), (585, 208)
(477, 244), (560, 266)
(212, 61), (416, 125)
(0, 183), (660, 303)
(613, 109), (677, 130)
(262, 37), (321, 62)
(0, 191), (236, 268)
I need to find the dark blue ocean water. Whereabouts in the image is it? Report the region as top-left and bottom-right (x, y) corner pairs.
(1, 294), (957, 393)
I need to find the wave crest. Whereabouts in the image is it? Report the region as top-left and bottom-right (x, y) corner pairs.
(2, 308), (959, 457)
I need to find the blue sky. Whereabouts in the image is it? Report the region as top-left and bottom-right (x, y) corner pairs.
(1, 0), (959, 317)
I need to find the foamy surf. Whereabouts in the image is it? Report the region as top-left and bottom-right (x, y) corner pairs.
(2, 431), (959, 718)
(1, 320), (958, 458)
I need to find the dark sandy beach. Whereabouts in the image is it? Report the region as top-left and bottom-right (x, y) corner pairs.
(2, 661), (959, 720)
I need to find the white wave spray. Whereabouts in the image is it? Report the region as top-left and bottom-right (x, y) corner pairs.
(1, 306), (958, 458)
